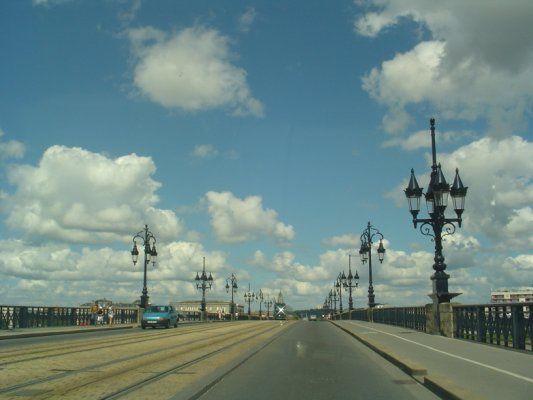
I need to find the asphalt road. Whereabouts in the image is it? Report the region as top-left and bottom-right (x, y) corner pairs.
(199, 321), (439, 400)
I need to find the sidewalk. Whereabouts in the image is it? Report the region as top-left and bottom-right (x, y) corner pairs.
(333, 320), (532, 400)
(0, 324), (136, 340)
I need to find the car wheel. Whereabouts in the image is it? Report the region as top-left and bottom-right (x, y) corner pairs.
(173, 320), (178, 328)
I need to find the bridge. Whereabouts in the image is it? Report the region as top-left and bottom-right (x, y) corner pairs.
(1, 303), (531, 399)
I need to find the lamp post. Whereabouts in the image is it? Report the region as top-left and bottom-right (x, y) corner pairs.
(336, 273), (345, 314)
(225, 273), (238, 320)
(258, 289), (264, 320)
(359, 221), (386, 308)
(131, 224), (158, 310)
(194, 257), (213, 321)
(327, 290), (333, 319)
(344, 255), (359, 311)
(244, 283), (255, 319)
(331, 287), (337, 317)
(404, 118), (467, 304)
(265, 299), (273, 319)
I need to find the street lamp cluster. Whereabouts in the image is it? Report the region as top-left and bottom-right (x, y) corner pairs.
(225, 273), (238, 320)
(359, 222), (385, 308)
(131, 225), (158, 310)
(325, 256), (360, 319)
(404, 118), (468, 304)
(195, 257), (213, 321)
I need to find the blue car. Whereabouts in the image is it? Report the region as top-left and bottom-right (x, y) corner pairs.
(141, 305), (179, 329)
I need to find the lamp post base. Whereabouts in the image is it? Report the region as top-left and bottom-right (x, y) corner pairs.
(140, 294), (149, 310)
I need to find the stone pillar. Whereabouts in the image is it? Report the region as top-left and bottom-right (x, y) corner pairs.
(438, 303), (455, 337)
(137, 308), (144, 325)
(425, 303), (436, 334)
(425, 303), (455, 336)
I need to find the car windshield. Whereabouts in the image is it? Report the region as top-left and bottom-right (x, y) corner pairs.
(146, 306), (169, 313)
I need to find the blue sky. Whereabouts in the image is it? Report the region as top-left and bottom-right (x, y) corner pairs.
(1, 0), (532, 309)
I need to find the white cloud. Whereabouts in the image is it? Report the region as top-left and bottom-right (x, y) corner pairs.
(251, 249), (349, 282)
(439, 136), (533, 250)
(128, 25), (264, 117)
(322, 233), (360, 247)
(204, 191), (294, 244)
(0, 239), (231, 306)
(192, 144), (219, 159)
(118, 0), (141, 27)
(356, 1), (533, 135)
(382, 129), (476, 151)
(4, 145), (184, 244)
(0, 128), (25, 159)
(238, 7), (257, 32)
(32, 0), (72, 6)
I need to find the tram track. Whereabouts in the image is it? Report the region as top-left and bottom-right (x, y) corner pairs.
(0, 323), (232, 366)
(103, 322), (293, 400)
(0, 322), (284, 399)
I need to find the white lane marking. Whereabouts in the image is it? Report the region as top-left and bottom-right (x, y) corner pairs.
(349, 322), (533, 384)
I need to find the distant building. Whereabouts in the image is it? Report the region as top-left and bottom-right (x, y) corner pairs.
(174, 300), (244, 320)
(491, 288), (533, 303)
(79, 299), (137, 308)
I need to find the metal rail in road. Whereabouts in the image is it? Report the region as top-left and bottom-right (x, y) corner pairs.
(0, 321), (286, 399)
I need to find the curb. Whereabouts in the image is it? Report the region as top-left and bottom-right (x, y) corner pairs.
(331, 321), (427, 377)
(0, 325), (135, 340)
(330, 321), (479, 400)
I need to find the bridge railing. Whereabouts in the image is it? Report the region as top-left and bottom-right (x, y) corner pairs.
(333, 302), (532, 352)
(345, 306), (426, 332)
(454, 303), (532, 351)
(0, 305), (138, 329)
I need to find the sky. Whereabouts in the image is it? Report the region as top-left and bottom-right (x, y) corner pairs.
(0, 0), (532, 310)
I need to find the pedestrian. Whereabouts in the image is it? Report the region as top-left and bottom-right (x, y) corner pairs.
(108, 305), (114, 325)
(90, 301), (98, 326)
(97, 305), (104, 325)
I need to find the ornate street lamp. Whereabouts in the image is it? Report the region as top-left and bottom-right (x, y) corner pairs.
(194, 257), (213, 321)
(404, 118), (468, 304)
(359, 221), (385, 308)
(265, 299), (273, 319)
(331, 287), (337, 316)
(327, 290), (333, 319)
(244, 283), (255, 319)
(336, 272), (345, 314)
(344, 255), (360, 311)
(258, 289), (264, 320)
(225, 273), (238, 320)
(131, 224), (158, 309)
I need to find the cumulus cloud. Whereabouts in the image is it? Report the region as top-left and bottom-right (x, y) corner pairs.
(439, 136), (533, 250)
(127, 25), (264, 117)
(382, 129), (476, 151)
(204, 191), (294, 244)
(251, 249), (350, 283)
(0, 239), (231, 306)
(0, 128), (25, 159)
(4, 145), (184, 244)
(191, 144), (219, 159)
(356, 1), (533, 135)
(322, 233), (360, 247)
